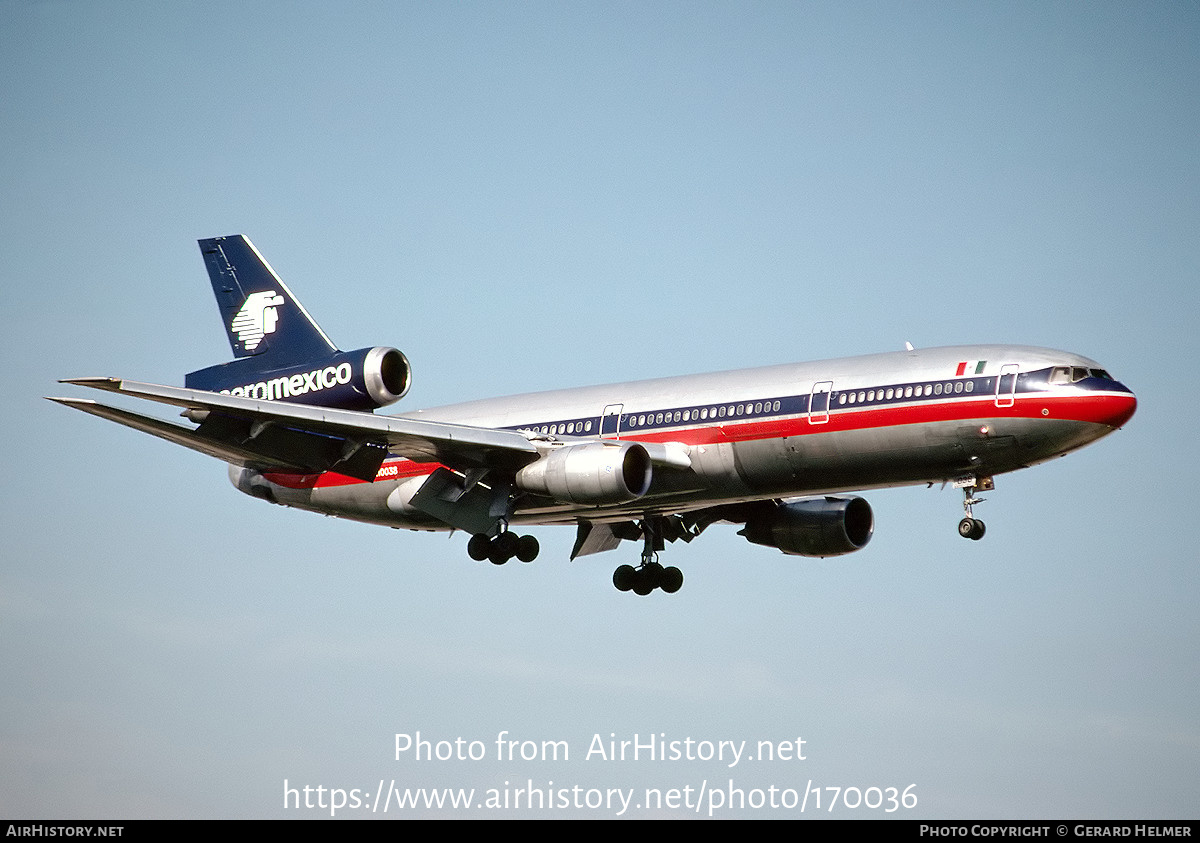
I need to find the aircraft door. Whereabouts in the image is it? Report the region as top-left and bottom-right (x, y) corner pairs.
(600, 403), (624, 439)
(995, 364), (1018, 408)
(809, 381), (833, 424)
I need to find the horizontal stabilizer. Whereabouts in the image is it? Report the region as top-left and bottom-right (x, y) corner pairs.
(46, 397), (312, 472)
(55, 377), (541, 476)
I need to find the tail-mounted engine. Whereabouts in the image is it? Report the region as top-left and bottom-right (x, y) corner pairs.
(185, 345), (411, 411)
(739, 497), (874, 557)
(515, 441), (653, 505)
(356, 346), (411, 408)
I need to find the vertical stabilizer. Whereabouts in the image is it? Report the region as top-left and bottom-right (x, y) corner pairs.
(198, 236), (337, 366)
(186, 236), (410, 411)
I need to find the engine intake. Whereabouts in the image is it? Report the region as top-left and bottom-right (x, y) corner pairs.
(360, 346), (411, 407)
(515, 441), (653, 505)
(185, 345), (411, 411)
(740, 497), (873, 557)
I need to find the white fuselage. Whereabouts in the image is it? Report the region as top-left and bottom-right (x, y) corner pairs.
(246, 344), (1136, 531)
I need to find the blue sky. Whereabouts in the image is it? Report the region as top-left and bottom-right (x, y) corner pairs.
(2, 1), (1197, 818)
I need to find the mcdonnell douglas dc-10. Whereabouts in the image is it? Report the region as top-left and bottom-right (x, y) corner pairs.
(51, 236), (1137, 594)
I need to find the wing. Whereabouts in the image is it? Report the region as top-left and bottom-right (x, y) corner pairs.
(49, 377), (540, 483)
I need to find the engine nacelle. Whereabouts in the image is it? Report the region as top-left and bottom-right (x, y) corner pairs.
(739, 497), (873, 557)
(186, 345), (411, 411)
(515, 441), (653, 505)
(353, 346), (412, 408)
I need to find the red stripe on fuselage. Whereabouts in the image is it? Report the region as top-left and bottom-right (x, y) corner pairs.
(263, 391), (1135, 490)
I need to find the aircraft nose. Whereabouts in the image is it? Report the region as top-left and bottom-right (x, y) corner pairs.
(1101, 389), (1137, 429)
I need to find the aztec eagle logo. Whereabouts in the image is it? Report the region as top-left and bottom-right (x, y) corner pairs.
(230, 290), (285, 352)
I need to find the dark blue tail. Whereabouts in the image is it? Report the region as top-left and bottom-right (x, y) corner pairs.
(185, 236), (410, 411)
(197, 235), (336, 365)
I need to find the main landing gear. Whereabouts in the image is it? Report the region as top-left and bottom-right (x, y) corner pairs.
(467, 528), (540, 565)
(612, 517), (684, 595)
(955, 476), (993, 541)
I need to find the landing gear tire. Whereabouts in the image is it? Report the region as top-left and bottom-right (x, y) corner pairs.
(515, 535), (540, 563)
(612, 515), (689, 594)
(660, 566), (684, 594)
(958, 517), (985, 540)
(467, 534), (491, 561)
(613, 561), (684, 595)
(642, 562), (664, 587)
(631, 572), (655, 596)
(472, 530), (539, 565)
(613, 565), (636, 592)
(494, 531), (519, 558)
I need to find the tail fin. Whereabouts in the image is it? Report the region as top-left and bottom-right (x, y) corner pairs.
(186, 236), (411, 410)
(198, 235), (337, 366)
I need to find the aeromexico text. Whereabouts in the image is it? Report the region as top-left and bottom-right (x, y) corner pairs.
(395, 731), (807, 768)
(222, 363), (352, 400)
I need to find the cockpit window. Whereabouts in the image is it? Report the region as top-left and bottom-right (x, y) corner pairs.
(1051, 365), (1115, 385)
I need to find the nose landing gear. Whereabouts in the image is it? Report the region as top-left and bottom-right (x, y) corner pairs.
(954, 475), (993, 541)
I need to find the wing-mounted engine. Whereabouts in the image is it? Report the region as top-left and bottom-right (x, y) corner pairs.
(739, 497), (873, 557)
(185, 345), (411, 411)
(515, 441), (653, 505)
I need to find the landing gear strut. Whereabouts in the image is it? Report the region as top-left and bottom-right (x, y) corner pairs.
(467, 527), (539, 565)
(955, 476), (993, 541)
(612, 517), (684, 595)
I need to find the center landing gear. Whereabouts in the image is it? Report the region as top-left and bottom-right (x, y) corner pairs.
(612, 517), (684, 595)
(955, 475), (993, 541)
(467, 528), (539, 565)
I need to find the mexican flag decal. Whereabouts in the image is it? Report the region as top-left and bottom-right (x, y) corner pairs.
(955, 360), (987, 376)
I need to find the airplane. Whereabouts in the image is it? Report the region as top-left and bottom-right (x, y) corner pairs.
(50, 235), (1138, 595)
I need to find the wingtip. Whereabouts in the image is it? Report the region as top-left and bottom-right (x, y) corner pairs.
(58, 377), (124, 391)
